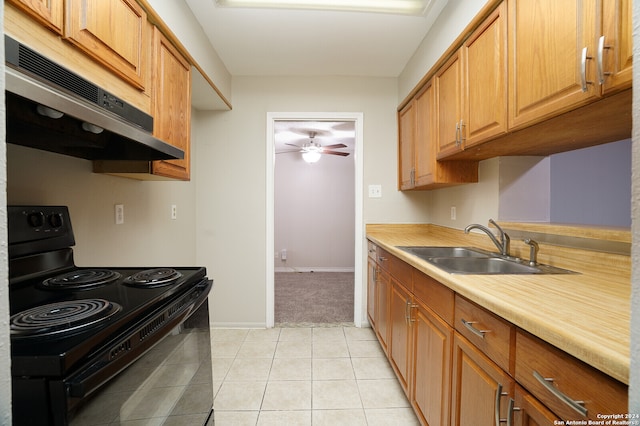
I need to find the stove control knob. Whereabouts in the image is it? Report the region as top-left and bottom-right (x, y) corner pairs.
(27, 211), (45, 228)
(48, 213), (64, 228)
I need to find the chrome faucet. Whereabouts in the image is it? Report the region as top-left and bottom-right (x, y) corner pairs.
(524, 238), (539, 266)
(464, 219), (510, 256)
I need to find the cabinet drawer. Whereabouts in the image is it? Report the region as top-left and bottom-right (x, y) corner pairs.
(367, 241), (377, 261)
(515, 330), (628, 421)
(413, 271), (454, 325)
(377, 249), (413, 290)
(454, 295), (513, 372)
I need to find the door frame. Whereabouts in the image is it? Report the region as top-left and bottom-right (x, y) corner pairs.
(266, 112), (364, 327)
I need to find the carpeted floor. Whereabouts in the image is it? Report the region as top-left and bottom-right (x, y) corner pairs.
(275, 272), (354, 325)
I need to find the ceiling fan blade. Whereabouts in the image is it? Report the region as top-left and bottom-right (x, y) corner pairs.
(323, 150), (350, 156)
(322, 143), (347, 149)
(275, 150), (301, 154)
(285, 143), (304, 148)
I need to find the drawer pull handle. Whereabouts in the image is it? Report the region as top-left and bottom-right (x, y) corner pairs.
(378, 256), (387, 262)
(533, 370), (587, 417)
(461, 318), (490, 339)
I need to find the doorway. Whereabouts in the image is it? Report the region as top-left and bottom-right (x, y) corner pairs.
(266, 112), (364, 328)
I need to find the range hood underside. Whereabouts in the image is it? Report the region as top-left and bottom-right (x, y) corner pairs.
(6, 91), (182, 161)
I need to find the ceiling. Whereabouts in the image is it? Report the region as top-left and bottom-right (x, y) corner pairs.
(184, 0), (448, 77)
(274, 121), (355, 158)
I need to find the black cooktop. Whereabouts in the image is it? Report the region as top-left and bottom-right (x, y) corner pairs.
(9, 261), (206, 377)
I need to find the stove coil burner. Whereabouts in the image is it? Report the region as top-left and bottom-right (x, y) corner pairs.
(41, 269), (122, 290)
(10, 299), (122, 338)
(124, 268), (183, 288)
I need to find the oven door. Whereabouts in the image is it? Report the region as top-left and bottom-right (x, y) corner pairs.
(67, 292), (213, 425)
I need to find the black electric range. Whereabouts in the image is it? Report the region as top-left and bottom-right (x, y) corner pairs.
(8, 206), (213, 425)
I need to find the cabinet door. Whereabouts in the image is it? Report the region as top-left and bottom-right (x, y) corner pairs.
(435, 50), (464, 158)
(508, 0), (599, 129)
(463, 2), (507, 147)
(65, 0), (147, 89)
(451, 333), (514, 426)
(398, 101), (415, 190)
(513, 385), (560, 426)
(367, 258), (377, 328)
(413, 81), (435, 187)
(412, 300), (452, 426)
(375, 268), (390, 353)
(389, 280), (412, 394)
(152, 28), (192, 181)
(7, 0), (63, 34)
(600, 0), (632, 93)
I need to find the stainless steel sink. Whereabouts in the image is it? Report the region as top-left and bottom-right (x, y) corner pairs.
(398, 246), (490, 259)
(428, 256), (542, 274)
(397, 246), (575, 275)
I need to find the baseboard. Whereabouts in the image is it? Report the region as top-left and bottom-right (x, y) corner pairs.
(274, 267), (355, 273)
(210, 322), (267, 328)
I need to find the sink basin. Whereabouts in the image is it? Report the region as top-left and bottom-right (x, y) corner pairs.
(428, 256), (542, 274)
(398, 246), (489, 260)
(397, 246), (575, 275)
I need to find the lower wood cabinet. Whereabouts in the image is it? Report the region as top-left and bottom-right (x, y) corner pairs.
(389, 280), (412, 393)
(365, 240), (628, 426)
(451, 332), (514, 426)
(375, 267), (390, 354)
(515, 330), (628, 422)
(412, 298), (452, 426)
(513, 384), (560, 426)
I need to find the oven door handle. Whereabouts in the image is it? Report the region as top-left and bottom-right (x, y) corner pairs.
(67, 279), (212, 399)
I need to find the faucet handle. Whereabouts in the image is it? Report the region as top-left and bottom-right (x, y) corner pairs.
(489, 219), (510, 255)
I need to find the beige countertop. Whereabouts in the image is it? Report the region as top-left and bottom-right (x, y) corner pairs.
(366, 223), (631, 385)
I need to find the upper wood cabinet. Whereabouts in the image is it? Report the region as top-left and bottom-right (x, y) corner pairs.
(398, 100), (415, 190)
(65, 0), (148, 90)
(600, 0), (633, 94)
(6, 0), (63, 34)
(150, 27), (192, 180)
(436, 3), (507, 158)
(434, 50), (464, 158)
(508, 0), (632, 130)
(463, 2), (508, 148)
(398, 80), (478, 190)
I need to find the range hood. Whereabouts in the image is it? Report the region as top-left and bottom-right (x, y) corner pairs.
(4, 35), (184, 161)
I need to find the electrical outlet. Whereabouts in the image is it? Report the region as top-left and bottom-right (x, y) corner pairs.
(115, 204), (124, 225)
(171, 205), (177, 220)
(368, 184), (382, 198)
(450, 206), (457, 220)
(281, 249), (287, 260)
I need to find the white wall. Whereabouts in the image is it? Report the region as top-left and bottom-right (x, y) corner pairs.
(6, 121), (200, 267)
(398, 0), (486, 100)
(275, 150), (355, 271)
(146, 0), (232, 104)
(194, 75), (431, 327)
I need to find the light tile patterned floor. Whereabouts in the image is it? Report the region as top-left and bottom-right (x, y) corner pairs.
(211, 326), (420, 425)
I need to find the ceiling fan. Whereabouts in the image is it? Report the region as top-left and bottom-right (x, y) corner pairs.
(277, 131), (350, 163)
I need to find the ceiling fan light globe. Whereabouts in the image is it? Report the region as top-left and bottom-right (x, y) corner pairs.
(302, 151), (321, 163)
